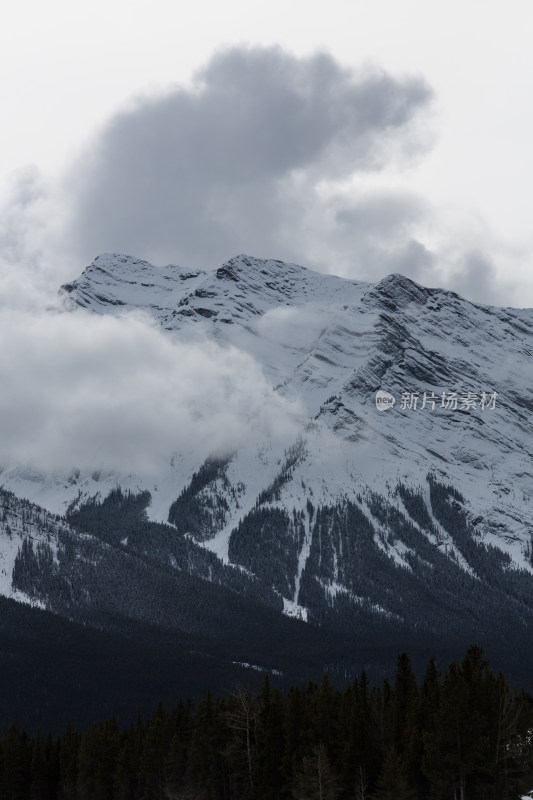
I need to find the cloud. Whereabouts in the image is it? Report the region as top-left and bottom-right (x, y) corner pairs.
(0, 168), (51, 309)
(256, 304), (334, 349)
(0, 45), (434, 476)
(62, 44), (433, 270)
(319, 189), (436, 280)
(0, 41), (531, 487)
(0, 308), (303, 474)
(446, 250), (499, 305)
(2, 44), (532, 308)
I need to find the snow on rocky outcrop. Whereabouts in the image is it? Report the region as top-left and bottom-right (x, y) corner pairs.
(2, 252), (533, 626)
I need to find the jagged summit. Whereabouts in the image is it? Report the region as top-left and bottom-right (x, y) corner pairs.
(369, 272), (431, 309)
(59, 252), (366, 329)
(61, 252), (512, 319)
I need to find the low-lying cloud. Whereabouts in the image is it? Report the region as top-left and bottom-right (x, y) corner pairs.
(0, 308), (304, 474)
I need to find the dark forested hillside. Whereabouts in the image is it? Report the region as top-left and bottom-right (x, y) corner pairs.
(0, 595), (276, 735)
(1, 646), (532, 800)
(5, 479), (533, 733)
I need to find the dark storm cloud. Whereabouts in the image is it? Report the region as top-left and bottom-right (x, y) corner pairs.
(65, 45), (433, 268)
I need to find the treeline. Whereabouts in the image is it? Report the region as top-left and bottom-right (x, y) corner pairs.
(1, 646), (532, 799)
(64, 487), (282, 611)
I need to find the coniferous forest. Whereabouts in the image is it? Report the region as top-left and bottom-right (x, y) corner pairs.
(1, 646), (532, 800)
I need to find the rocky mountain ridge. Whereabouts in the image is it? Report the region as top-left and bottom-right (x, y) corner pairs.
(1, 252), (533, 698)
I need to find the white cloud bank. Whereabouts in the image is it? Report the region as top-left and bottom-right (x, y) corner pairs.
(0, 308), (303, 474)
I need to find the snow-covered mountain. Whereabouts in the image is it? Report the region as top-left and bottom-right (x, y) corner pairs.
(10, 253), (533, 556)
(1, 252), (533, 686)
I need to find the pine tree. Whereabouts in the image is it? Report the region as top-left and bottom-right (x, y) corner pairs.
(76, 721), (119, 800)
(404, 657), (440, 799)
(423, 647), (492, 800)
(30, 731), (59, 800)
(58, 723), (79, 800)
(114, 715), (144, 800)
(254, 678), (284, 800)
(1, 725), (31, 800)
(221, 686), (257, 799)
(392, 653), (418, 757)
(136, 703), (170, 800)
(371, 747), (416, 800)
(341, 672), (380, 795)
(282, 685), (312, 785)
(184, 694), (228, 800)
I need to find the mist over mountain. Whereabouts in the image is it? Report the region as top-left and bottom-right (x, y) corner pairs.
(1, 252), (532, 728)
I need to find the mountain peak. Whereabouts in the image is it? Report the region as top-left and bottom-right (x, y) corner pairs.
(369, 272), (430, 309)
(88, 252), (156, 275)
(215, 253), (309, 281)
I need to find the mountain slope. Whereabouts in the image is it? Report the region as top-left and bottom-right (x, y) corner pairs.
(1, 252), (533, 706)
(56, 252), (533, 564)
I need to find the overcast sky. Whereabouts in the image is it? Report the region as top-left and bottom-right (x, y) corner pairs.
(1, 0), (532, 307)
(1, 0), (532, 473)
